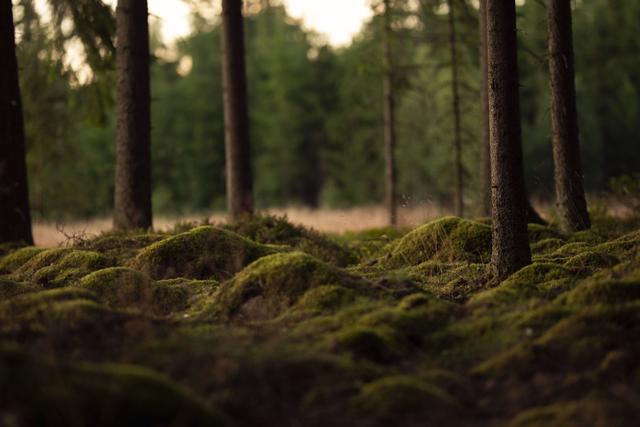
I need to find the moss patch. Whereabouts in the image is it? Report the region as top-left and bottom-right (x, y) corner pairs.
(212, 252), (365, 322)
(30, 250), (113, 288)
(0, 246), (45, 274)
(0, 346), (222, 426)
(378, 216), (492, 268)
(224, 214), (356, 266)
(130, 226), (276, 280)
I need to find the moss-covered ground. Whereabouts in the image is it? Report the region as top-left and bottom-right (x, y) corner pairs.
(1, 214), (640, 426)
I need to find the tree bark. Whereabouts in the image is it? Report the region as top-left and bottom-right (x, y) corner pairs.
(487, 0), (531, 279)
(222, 0), (254, 219)
(478, 0), (491, 217)
(383, 0), (398, 227)
(448, 0), (464, 218)
(0, 0), (33, 244)
(548, 0), (590, 232)
(114, 0), (152, 231)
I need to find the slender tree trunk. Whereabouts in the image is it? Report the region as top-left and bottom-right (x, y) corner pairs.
(548, 0), (590, 232)
(487, 0), (531, 279)
(383, 0), (398, 227)
(114, 0), (152, 231)
(478, 0), (491, 217)
(0, 0), (33, 245)
(222, 0), (254, 219)
(447, 0), (464, 218)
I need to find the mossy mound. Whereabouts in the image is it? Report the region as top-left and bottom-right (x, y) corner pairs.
(530, 238), (566, 255)
(354, 375), (456, 424)
(131, 226), (276, 280)
(224, 214), (356, 267)
(509, 395), (640, 427)
(30, 250), (113, 288)
(77, 232), (165, 263)
(292, 284), (358, 313)
(333, 326), (399, 363)
(378, 217), (492, 268)
(0, 345), (222, 427)
(77, 268), (199, 316)
(337, 227), (407, 261)
(470, 263), (574, 308)
(212, 252), (365, 322)
(562, 277), (640, 306)
(527, 224), (562, 243)
(10, 247), (74, 281)
(563, 251), (619, 270)
(0, 246), (45, 274)
(409, 262), (494, 302)
(0, 279), (37, 299)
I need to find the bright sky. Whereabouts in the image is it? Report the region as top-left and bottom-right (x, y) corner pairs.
(149, 0), (372, 47)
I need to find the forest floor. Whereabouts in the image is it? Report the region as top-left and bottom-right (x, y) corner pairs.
(2, 211), (640, 426)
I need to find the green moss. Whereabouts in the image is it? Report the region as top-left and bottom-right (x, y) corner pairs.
(130, 226), (276, 280)
(293, 285), (357, 312)
(10, 248), (74, 281)
(378, 217), (491, 268)
(224, 214), (357, 267)
(336, 227), (407, 261)
(531, 238), (566, 255)
(0, 346), (222, 426)
(568, 229), (604, 244)
(212, 252), (364, 321)
(30, 250), (112, 288)
(354, 375), (455, 423)
(594, 229), (640, 257)
(470, 263), (573, 307)
(563, 251), (619, 270)
(77, 267), (201, 315)
(332, 326), (399, 363)
(78, 232), (165, 263)
(0, 279), (37, 299)
(509, 395), (635, 427)
(0, 287), (98, 317)
(528, 224), (562, 243)
(0, 246), (45, 274)
(77, 267), (151, 306)
(562, 278), (640, 306)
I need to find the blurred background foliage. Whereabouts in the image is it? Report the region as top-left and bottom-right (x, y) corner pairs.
(12, 0), (640, 220)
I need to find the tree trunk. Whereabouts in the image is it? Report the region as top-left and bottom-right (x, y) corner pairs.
(478, 0), (491, 217)
(448, 0), (464, 218)
(383, 0), (398, 227)
(0, 0), (33, 245)
(486, 0), (531, 279)
(114, 0), (152, 231)
(548, 0), (590, 232)
(222, 0), (254, 219)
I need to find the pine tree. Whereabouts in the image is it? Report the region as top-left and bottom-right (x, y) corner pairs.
(383, 0), (398, 226)
(486, 0), (531, 279)
(221, 0), (254, 219)
(114, 0), (152, 230)
(447, 0), (464, 217)
(548, 0), (590, 232)
(478, 0), (491, 217)
(0, 0), (33, 244)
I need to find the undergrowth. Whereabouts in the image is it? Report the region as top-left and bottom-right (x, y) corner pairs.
(1, 214), (639, 426)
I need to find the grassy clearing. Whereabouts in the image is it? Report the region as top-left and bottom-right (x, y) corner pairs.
(1, 213), (640, 426)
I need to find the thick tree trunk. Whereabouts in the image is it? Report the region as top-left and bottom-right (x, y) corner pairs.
(0, 0), (33, 245)
(114, 0), (152, 231)
(478, 0), (491, 217)
(383, 0), (398, 227)
(486, 0), (531, 279)
(448, 0), (464, 218)
(222, 0), (254, 219)
(548, 0), (590, 232)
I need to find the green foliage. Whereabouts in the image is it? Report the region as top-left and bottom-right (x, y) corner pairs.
(131, 226), (276, 280)
(378, 216), (492, 268)
(0, 215), (639, 425)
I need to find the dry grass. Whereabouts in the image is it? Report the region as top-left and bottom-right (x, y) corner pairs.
(33, 204), (449, 248)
